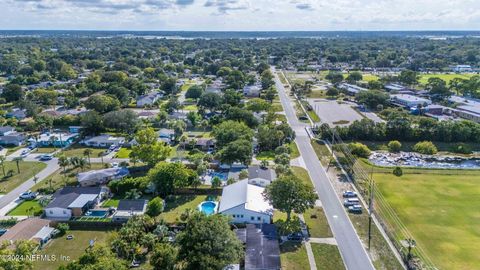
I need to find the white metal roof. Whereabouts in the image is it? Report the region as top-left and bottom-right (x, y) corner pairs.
(32, 226), (55, 240)
(68, 194), (98, 208)
(218, 179), (272, 214)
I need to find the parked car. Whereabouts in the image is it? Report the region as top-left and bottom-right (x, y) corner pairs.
(0, 229), (7, 236)
(343, 198), (360, 207)
(286, 232), (304, 241)
(342, 190), (357, 198)
(19, 191), (37, 200)
(39, 154), (53, 161)
(66, 235), (74, 240)
(348, 204), (363, 214)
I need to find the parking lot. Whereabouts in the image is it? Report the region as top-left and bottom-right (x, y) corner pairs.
(307, 99), (363, 127)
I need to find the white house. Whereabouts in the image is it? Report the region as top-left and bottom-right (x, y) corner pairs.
(44, 187), (107, 220)
(218, 179), (273, 224)
(247, 165), (277, 187)
(77, 167), (129, 187)
(452, 65), (473, 73)
(0, 218), (55, 246)
(136, 92), (163, 107)
(83, 134), (125, 148)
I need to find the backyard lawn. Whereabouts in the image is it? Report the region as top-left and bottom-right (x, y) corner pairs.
(280, 242), (309, 270)
(160, 195), (217, 223)
(114, 147), (131, 158)
(0, 161), (46, 194)
(7, 200), (43, 216)
(311, 243), (345, 270)
(61, 144), (105, 158)
(34, 229), (112, 270)
(102, 198), (120, 208)
(372, 168), (480, 270)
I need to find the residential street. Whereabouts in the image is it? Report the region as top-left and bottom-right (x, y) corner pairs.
(273, 68), (375, 270)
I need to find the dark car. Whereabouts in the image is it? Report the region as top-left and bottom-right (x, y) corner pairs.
(287, 232), (304, 241)
(0, 229), (7, 236)
(39, 154), (53, 161)
(342, 190), (357, 198)
(348, 205), (363, 214)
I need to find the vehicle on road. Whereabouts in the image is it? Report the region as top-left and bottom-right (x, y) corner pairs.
(348, 204), (363, 214)
(19, 191), (37, 200)
(0, 229), (7, 236)
(343, 190), (358, 198)
(343, 198), (360, 207)
(20, 149), (30, 157)
(39, 154), (53, 161)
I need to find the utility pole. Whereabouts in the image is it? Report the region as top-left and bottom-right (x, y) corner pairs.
(368, 167), (374, 250)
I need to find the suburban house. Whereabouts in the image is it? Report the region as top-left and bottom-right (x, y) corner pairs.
(69, 126), (83, 133)
(112, 199), (148, 223)
(136, 91), (163, 107)
(235, 224), (281, 270)
(6, 108), (26, 120)
(0, 218), (55, 246)
(390, 94), (432, 108)
(83, 134), (125, 148)
(194, 138), (216, 151)
(247, 165), (277, 187)
(34, 131), (78, 147)
(452, 65), (473, 73)
(218, 179), (273, 224)
(243, 84), (262, 97)
(205, 79), (224, 95)
(384, 83), (406, 92)
(77, 167), (130, 187)
(44, 187), (107, 220)
(158, 128), (175, 144)
(0, 126), (25, 146)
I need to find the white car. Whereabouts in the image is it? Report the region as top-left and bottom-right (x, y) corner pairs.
(19, 191), (37, 200)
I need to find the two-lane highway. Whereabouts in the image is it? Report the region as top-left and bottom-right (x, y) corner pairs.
(273, 68), (375, 270)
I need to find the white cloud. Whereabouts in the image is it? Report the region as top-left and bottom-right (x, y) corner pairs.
(2, 0), (480, 30)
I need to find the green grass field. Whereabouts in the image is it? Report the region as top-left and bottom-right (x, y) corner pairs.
(304, 207), (332, 238)
(280, 242), (309, 270)
(418, 73), (476, 85)
(372, 168), (480, 270)
(159, 195), (211, 223)
(311, 243), (345, 270)
(34, 229), (112, 270)
(7, 200), (43, 216)
(102, 198), (120, 207)
(61, 144), (105, 158)
(114, 147), (131, 158)
(0, 161), (47, 194)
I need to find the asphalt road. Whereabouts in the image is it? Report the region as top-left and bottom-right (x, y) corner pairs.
(273, 68), (375, 270)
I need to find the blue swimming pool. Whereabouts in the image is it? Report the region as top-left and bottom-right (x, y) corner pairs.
(208, 172), (228, 181)
(198, 201), (218, 215)
(85, 210), (108, 218)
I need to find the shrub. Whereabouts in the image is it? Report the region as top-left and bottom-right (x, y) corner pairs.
(387, 140), (402, 153)
(451, 143), (472, 154)
(412, 141), (437, 155)
(393, 166), (403, 177)
(211, 177), (222, 188)
(146, 197), (164, 217)
(326, 87), (339, 97)
(56, 223), (69, 236)
(349, 142), (371, 158)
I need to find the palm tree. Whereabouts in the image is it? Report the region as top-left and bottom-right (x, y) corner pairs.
(124, 189), (141, 199)
(13, 157), (22, 173)
(78, 158), (87, 172)
(83, 149), (92, 165)
(0, 155), (6, 177)
(49, 136), (57, 150)
(58, 155), (69, 173)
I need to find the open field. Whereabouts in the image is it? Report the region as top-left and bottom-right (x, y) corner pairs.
(0, 161), (47, 194)
(363, 160), (480, 270)
(311, 243), (345, 270)
(34, 229), (112, 270)
(7, 200), (43, 216)
(280, 242), (309, 270)
(418, 73), (476, 85)
(114, 147), (131, 158)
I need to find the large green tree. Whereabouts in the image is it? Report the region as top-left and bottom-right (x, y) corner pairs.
(148, 161), (196, 196)
(130, 127), (171, 167)
(212, 120), (253, 148)
(177, 213), (243, 270)
(263, 174), (318, 221)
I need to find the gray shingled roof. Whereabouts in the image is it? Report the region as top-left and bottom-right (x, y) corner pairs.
(248, 165), (277, 182)
(117, 199), (148, 212)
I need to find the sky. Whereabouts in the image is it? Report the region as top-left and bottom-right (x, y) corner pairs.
(1, 0), (480, 31)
